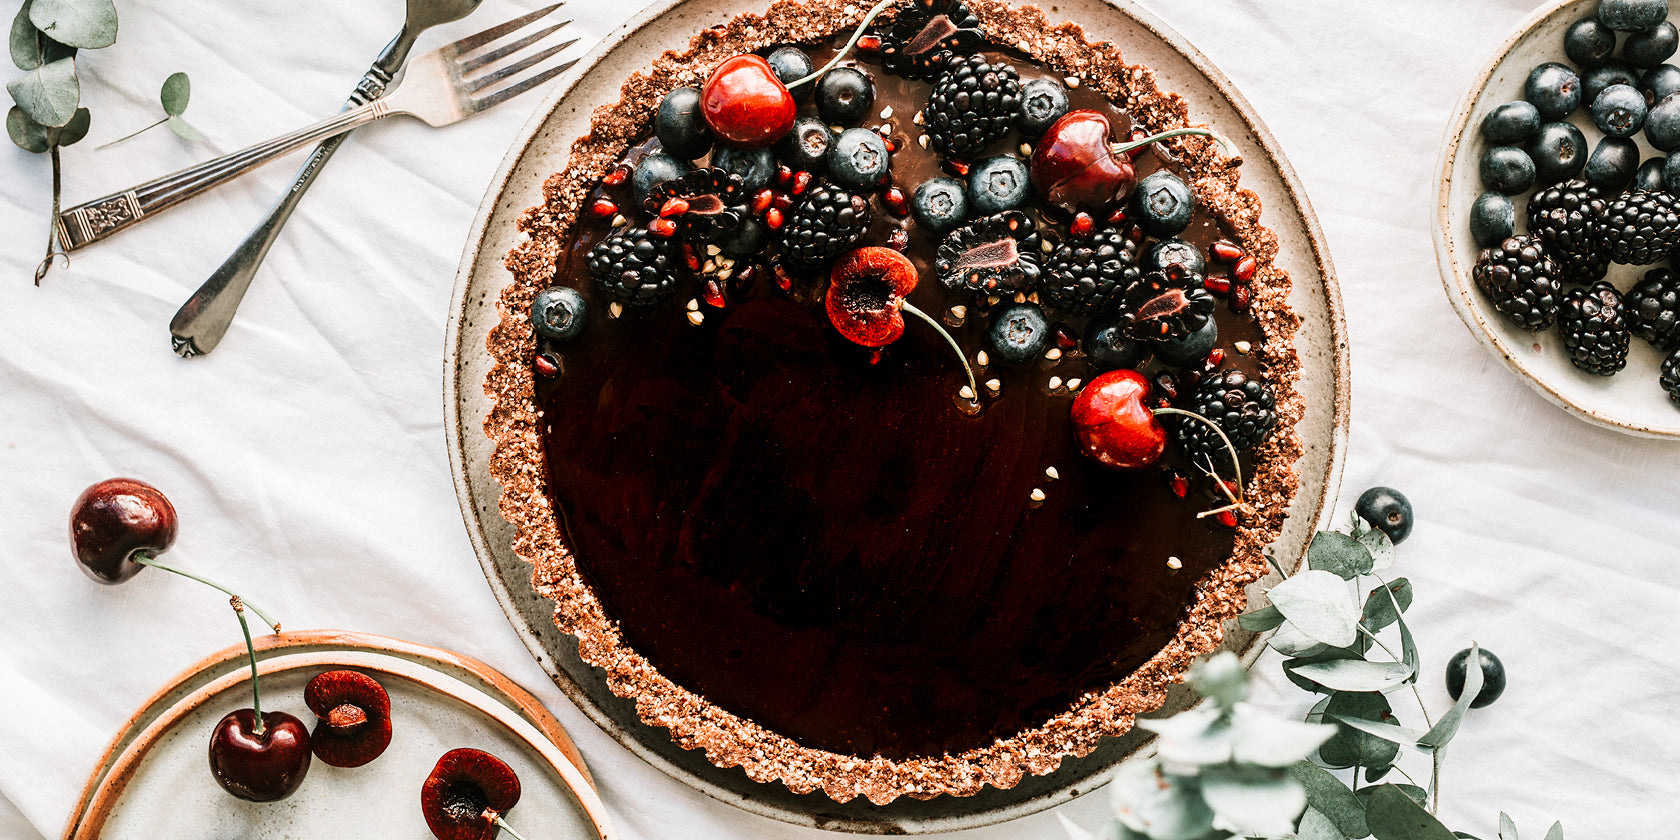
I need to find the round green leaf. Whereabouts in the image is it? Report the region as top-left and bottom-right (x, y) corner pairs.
(28, 0), (115, 49)
(1266, 570), (1360, 648)
(1364, 762), (1392, 784)
(39, 33), (73, 63)
(1300, 807), (1351, 840)
(11, 1), (41, 70)
(45, 105), (88, 145)
(1137, 706), (1234, 767)
(166, 114), (203, 141)
(1309, 531), (1374, 580)
(1358, 526), (1396, 571)
(7, 104), (50, 151)
(160, 71), (189, 116)
(1292, 760), (1370, 839)
(1200, 765), (1306, 837)
(1364, 783), (1456, 840)
(1269, 620), (1332, 658)
(1317, 692), (1399, 769)
(7, 56), (79, 126)
(1238, 604), (1286, 632)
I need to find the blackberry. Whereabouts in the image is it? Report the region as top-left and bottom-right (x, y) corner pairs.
(1120, 266), (1216, 341)
(1175, 369), (1277, 475)
(874, 0), (984, 80)
(924, 53), (1022, 157)
(1661, 347), (1680, 406)
(1041, 225), (1142, 316)
(776, 184), (873, 270)
(1626, 267), (1680, 349)
(1599, 189), (1680, 264)
(934, 211), (1041, 295)
(588, 226), (677, 306)
(641, 168), (751, 243)
(1472, 236), (1562, 330)
(1558, 281), (1631, 375)
(1526, 179), (1608, 284)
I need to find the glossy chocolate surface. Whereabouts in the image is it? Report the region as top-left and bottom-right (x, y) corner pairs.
(536, 42), (1267, 759)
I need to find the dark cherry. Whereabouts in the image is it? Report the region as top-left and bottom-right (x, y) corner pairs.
(1030, 110), (1135, 213)
(825, 246), (918, 347)
(422, 748), (523, 840)
(69, 477), (177, 584)
(701, 54), (797, 148)
(305, 670), (393, 768)
(208, 709), (312, 802)
(1070, 369), (1167, 469)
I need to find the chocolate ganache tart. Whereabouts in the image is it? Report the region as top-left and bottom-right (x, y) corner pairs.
(486, 0), (1304, 805)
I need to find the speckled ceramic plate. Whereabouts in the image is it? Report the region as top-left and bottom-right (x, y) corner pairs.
(60, 629), (614, 840)
(1436, 0), (1680, 439)
(445, 0), (1348, 832)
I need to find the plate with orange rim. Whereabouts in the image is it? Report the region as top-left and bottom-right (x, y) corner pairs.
(61, 628), (616, 840)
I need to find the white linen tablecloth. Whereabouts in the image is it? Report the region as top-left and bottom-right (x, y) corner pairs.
(1, 0), (1674, 837)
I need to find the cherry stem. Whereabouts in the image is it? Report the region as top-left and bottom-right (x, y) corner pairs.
(492, 815), (530, 840)
(1151, 407), (1248, 515)
(787, 0), (897, 90)
(95, 116), (168, 151)
(1111, 126), (1237, 161)
(901, 300), (978, 403)
(232, 597), (264, 737)
(133, 554), (282, 633)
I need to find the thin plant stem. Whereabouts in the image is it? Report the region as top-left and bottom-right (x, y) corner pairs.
(901, 301), (977, 402)
(1355, 621), (1434, 730)
(233, 598), (263, 737)
(787, 0), (896, 90)
(1111, 126), (1238, 160)
(95, 116), (167, 150)
(493, 815), (529, 840)
(35, 145), (63, 285)
(134, 554), (282, 632)
(1430, 748), (1444, 814)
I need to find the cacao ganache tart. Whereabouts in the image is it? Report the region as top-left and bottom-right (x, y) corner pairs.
(486, 0), (1304, 806)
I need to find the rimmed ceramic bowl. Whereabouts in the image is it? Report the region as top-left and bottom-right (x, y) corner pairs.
(445, 0), (1349, 831)
(1436, 0), (1680, 439)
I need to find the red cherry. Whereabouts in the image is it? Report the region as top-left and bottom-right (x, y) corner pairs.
(305, 670), (393, 768)
(1070, 369), (1167, 470)
(701, 55), (797, 148)
(422, 748), (523, 840)
(1030, 110), (1136, 214)
(69, 478), (177, 584)
(208, 709), (312, 802)
(825, 247), (919, 348)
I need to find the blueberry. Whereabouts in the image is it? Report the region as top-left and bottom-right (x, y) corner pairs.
(1131, 171), (1196, 238)
(911, 176), (968, 234)
(1637, 155), (1670, 190)
(988, 304), (1050, 364)
(1470, 192), (1516, 247)
(1085, 314), (1149, 370)
(1593, 83), (1649, 136)
(1016, 78), (1070, 136)
(718, 217), (770, 258)
(1479, 146), (1536, 194)
(1662, 154), (1680, 195)
(1643, 63), (1680, 100)
(1153, 318), (1217, 367)
(1355, 486), (1413, 544)
(712, 145), (777, 191)
(1581, 60), (1639, 105)
(827, 127), (890, 189)
(967, 156), (1032, 214)
(1445, 648), (1507, 709)
(816, 67), (874, 126)
(1598, 0), (1669, 32)
(632, 153), (692, 205)
(1147, 238), (1206, 276)
(1627, 20), (1679, 65)
(655, 87), (713, 160)
(1646, 91), (1680, 150)
(1524, 62), (1582, 119)
(766, 47), (814, 101)
(1585, 136), (1640, 191)
(1565, 16), (1618, 66)
(1480, 101), (1541, 145)
(1524, 121), (1587, 183)
(531, 286), (589, 342)
(776, 117), (833, 173)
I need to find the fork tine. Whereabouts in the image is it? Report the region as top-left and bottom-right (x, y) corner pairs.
(467, 38), (580, 94)
(448, 2), (564, 56)
(470, 57), (580, 112)
(458, 21), (570, 74)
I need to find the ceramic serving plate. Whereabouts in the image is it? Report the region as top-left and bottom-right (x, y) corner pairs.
(1436, 0), (1680, 439)
(445, 0), (1349, 831)
(61, 629), (615, 840)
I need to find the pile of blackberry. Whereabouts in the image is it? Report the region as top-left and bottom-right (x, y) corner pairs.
(1468, 0), (1680, 404)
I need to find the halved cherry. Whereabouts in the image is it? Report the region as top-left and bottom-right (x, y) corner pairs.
(305, 670), (393, 768)
(826, 247), (918, 348)
(422, 748), (524, 840)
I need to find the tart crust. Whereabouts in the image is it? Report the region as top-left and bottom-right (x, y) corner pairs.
(486, 0), (1304, 805)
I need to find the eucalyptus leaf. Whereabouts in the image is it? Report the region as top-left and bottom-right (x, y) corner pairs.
(1309, 531), (1374, 580)
(7, 104), (49, 151)
(1393, 590), (1419, 681)
(1362, 578), (1413, 631)
(1230, 704), (1336, 767)
(1269, 620), (1331, 658)
(1238, 604), (1285, 632)
(166, 114), (202, 141)
(1355, 783), (1428, 808)
(1291, 760), (1369, 839)
(1542, 822), (1563, 840)
(1419, 642), (1482, 748)
(1359, 524), (1396, 571)
(1138, 707), (1235, 767)
(43, 104), (87, 145)
(1290, 659), (1414, 692)
(1364, 762), (1392, 784)
(1286, 647), (1365, 695)
(160, 71), (188, 116)
(1110, 763), (1216, 840)
(11, 1), (40, 71)
(1328, 714), (1427, 748)
(1267, 570), (1360, 647)
(1189, 652), (1248, 709)
(1455, 834), (1487, 840)
(1200, 764), (1306, 838)
(1300, 807), (1351, 840)
(1318, 692), (1400, 769)
(1305, 694), (1332, 723)
(1498, 813), (1518, 840)
(1365, 783), (1457, 840)
(7, 56), (79, 126)
(39, 32), (73, 63)
(28, 0), (116, 49)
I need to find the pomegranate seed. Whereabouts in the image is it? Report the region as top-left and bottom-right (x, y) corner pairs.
(659, 197), (689, 218)
(702, 279), (727, 308)
(1216, 509), (1239, 528)
(1106, 208), (1128, 226)
(1220, 478), (1241, 497)
(773, 263), (794, 291)
(649, 219), (678, 238)
(1204, 348), (1225, 369)
(868, 349), (884, 365)
(791, 170), (813, 195)
(1071, 212), (1095, 237)
(1053, 324), (1078, 348)
(882, 138), (896, 153)
(728, 265), (756, 296)
(766, 207), (785, 230)
(777, 165), (794, 187)
(857, 34), (882, 53)
(1233, 255), (1257, 282)
(590, 197), (617, 218)
(883, 187), (909, 217)
(534, 353), (560, 378)
(681, 242), (700, 271)
(1154, 372), (1179, 399)
(602, 164), (630, 186)
(1203, 275), (1231, 295)
(752, 188), (774, 214)
(1211, 240), (1244, 262)
(773, 192), (795, 211)
(1166, 469), (1189, 498)
(941, 158), (971, 178)
(887, 226), (910, 251)
(1126, 226), (1145, 242)
(1231, 284), (1252, 313)
(1155, 396), (1172, 409)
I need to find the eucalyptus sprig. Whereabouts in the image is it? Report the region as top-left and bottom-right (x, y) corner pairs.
(98, 71), (202, 148)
